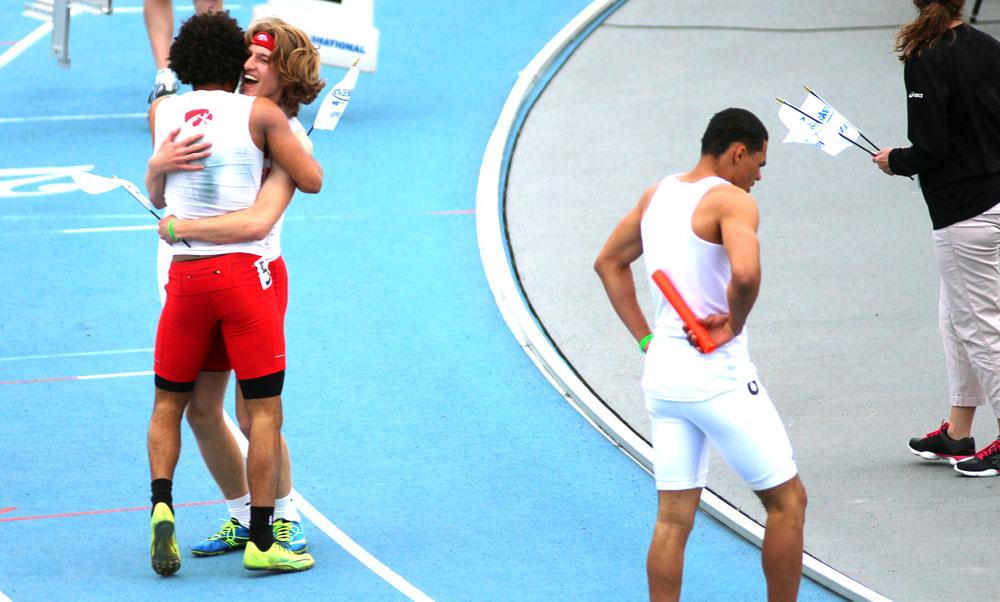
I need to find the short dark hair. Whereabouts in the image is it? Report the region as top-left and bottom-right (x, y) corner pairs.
(168, 11), (250, 88)
(700, 108), (768, 158)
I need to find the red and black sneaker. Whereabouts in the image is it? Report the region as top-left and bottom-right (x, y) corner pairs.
(908, 421), (975, 465)
(954, 437), (1000, 477)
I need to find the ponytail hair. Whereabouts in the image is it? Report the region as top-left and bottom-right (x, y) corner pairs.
(895, 0), (965, 60)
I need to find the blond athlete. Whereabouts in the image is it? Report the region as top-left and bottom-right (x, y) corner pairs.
(144, 11), (323, 576)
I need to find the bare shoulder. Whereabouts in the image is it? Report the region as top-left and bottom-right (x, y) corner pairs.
(703, 183), (758, 213)
(250, 96), (286, 125)
(636, 181), (660, 216)
(149, 95), (169, 116)
(148, 95), (170, 131)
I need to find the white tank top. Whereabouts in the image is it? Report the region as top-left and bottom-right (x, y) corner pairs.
(154, 112), (303, 302)
(153, 90), (266, 257)
(640, 174), (757, 401)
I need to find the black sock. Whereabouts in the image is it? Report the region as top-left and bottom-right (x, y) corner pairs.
(151, 478), (173, 515)
(249, 506), (275, 550)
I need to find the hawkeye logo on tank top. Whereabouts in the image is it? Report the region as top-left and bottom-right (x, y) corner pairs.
(184, 108), (213, 127)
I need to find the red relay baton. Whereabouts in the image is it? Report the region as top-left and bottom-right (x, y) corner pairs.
(651, 269), (718, 354)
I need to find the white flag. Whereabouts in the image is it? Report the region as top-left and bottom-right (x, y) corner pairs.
(800, 95), (861, 156)
(71, 170), (124, 195)
(311, 61), (360, 133)
(71, 170), (157, 213)
(778, 94), (862, 156)
(778, 103), (821, 144)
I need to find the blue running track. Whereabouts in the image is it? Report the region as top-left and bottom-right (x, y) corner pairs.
(0, 2), (840, 600)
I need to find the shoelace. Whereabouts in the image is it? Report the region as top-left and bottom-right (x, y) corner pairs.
(924, 421), (950, 438)
(273, 521), (292, 542)
(975, 438), (1000, 460)
(208, 519), (239, 541)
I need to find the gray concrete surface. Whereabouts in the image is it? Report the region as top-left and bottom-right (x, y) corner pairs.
(506, 1), (1000, 600)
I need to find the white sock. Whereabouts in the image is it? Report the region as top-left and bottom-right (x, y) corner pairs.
(274, 493), (301, 522)
(226, 493), (251, 526)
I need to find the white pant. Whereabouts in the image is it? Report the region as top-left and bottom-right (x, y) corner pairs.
(646, 379), (797, 491)
(934, 202), (1000, 418)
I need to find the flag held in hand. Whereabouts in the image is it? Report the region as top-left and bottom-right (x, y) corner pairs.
(777, 93), (862, 156)
(71, 170), (159, 215)
(310, 59), (360, 134)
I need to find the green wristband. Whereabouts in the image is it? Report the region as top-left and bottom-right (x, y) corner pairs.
(167, 220), (177, 242)
(639, 333), (654, 353)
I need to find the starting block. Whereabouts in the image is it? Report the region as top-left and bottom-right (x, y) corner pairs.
(252, 0), (379, 72)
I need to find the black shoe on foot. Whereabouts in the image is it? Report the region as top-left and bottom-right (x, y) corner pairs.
(908, 421), (975, 465)
(954, 438), (1000, 477)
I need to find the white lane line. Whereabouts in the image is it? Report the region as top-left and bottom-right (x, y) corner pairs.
(0, 166), (92, 176)
(110, 5), (243, 13)
(0, 215), (142, 220)
(0, 347), (152, 362)
(0, 18), (51, 70)
(220, 413), (434, 601)
(0, 4), (239, 72)
(0, 370), (152, 385)
(0, 113), (147, 125)
(77, 370), (153, 380)
(62, 225), (155, 234)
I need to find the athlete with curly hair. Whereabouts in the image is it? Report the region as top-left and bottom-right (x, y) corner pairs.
(148, 16), (326, 565)
(144, 11), (322, 577)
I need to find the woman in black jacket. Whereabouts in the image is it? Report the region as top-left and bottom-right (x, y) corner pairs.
(875, 0), (1000, 477)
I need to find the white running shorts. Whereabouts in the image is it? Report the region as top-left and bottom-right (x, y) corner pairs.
(646, 378), (797, 491)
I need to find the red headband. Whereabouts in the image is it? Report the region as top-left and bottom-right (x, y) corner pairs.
(251, 31), (275, 52)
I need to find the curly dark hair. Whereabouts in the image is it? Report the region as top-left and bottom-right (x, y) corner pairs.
(169, 11), (250, 88)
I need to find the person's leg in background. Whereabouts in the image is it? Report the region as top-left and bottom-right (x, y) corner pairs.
(142, 0), (223, 103)
(186, 370), (254, 555)
(235, 392), (306, 551)
(935, 207), (1000, 476)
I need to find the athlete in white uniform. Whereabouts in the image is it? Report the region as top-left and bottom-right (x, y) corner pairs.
(640, 173), (796, 491)
(596, 108), (807, 602)
(149, 18), (324, 563)
(154, 91), (266, 254)
(143, 11), (321, 577)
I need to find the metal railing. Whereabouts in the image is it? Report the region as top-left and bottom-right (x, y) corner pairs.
(23, 0), (113, 67)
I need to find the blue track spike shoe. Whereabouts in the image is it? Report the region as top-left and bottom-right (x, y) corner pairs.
(150, 502), (180, 576)
(273, 518), (308, 553)
(190, 517), (250, 556)
(243, 541), (315, 572)
(908, 421), (975, 465)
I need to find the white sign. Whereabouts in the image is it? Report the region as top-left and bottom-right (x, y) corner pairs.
(252, 0), (380, 72)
